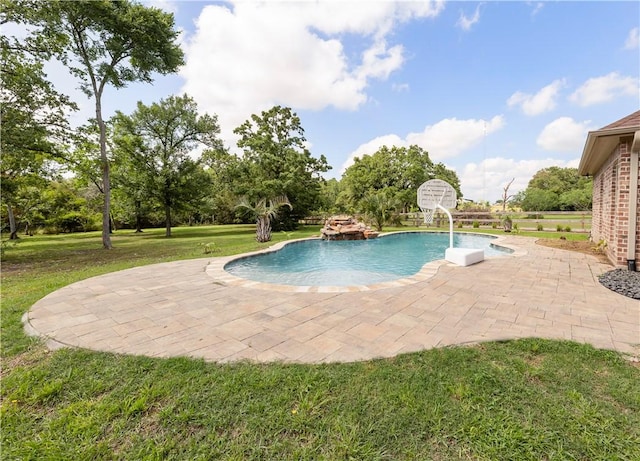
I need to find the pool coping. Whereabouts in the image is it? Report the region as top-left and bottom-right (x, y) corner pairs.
(206, 231), (527, 293)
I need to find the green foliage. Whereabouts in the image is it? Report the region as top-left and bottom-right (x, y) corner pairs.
(473, 221), (480, 228)
(1, 178), (100, 235)
(340, 145), (461, 217)
(236, 195), (293, 242)
(199, 242), (218, 254)
(200, 148), (246, 224)
(51, 211), (99, 233)
(564, 226), (571, 232)
(0, 238), (18, 257)
(458, 201), (490, 212)
(360, 190), (400, 231)
(521, 188), (559, 212)
(7, 0), (185, 248)
(314, 178), (344, 215)
(594, 239), (608, 253)
(557, 224), (564, 232)
(502, 215), (513, 232)
(112, 95), (220, 237)
(233, 106), (330, 228)
(537, 223), (544, 231)
(0, 15), (77, 239)
(559, 187), (592, 211)
(520, 167), (592, 212)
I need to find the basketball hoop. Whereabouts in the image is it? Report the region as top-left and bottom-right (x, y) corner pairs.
(417, 179), (457, 224)
(417, 179), (458, 247)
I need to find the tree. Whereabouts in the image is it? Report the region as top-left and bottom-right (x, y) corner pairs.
(236, 196), (292, 243)
(340, 145), (461, 214)
(112, 95), (222, 237)
(559, 188), (592, 212)
(234, 106), (330, 228)
(521, 188), (559, 212)
(501, 178), (515, 212)
(10, 0), (184, 248)
(0, 10), (77, 239)
(201, 147), (246, 224)
(111, 143), (152, 233)
(315, 178), (343, 214)
(520, 167), (592, 212)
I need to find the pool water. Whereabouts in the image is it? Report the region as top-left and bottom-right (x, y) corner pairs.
(224, 232), (511, 287)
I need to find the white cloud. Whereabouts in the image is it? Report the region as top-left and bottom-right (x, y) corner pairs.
(339, 115), (505, 173)
(406, 115), (505, 160)
(568, 72), (639, 107)
(624, 27), (639, 50)
(141, 0), (178, 15)
(459, 156), (580, 202)
(536, 117), (593, 153)
(456, 4), (482, 31)
(507, 79), (565, 116)
(180, 1), (445, 146)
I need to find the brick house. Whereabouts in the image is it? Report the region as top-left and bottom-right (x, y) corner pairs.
(578, 110), (640, 270)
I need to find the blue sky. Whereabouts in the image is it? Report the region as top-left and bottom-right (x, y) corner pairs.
(47, 1), (640, 202)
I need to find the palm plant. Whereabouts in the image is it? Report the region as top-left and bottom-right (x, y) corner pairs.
(236, 195), (292, 242)
(360, 190), (400, 231)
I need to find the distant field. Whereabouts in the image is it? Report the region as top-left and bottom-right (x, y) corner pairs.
(400, 211), (592, 232)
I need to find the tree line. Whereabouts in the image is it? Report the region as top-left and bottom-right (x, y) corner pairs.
(1, 0), (463, 244)
(1, 0), (590, 246)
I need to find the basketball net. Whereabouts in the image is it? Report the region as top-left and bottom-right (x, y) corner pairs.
(421, 207), (435, 224)
(420, 187), (447, 224)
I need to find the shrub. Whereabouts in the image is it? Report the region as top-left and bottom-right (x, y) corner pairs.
(457, 222), (463, 228)
(556, 224), (564, 232)
(594, 239), (607, 253)
(472, 221), (480, 228)
(491, 222), (497, 229)
(564, 226), (571, 232)
(537, 224), (544, 231)
(502, 215), (513, 232)
(200, 242), (218, 254)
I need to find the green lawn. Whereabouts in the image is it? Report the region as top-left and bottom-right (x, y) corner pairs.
(2, 225), (639, 460)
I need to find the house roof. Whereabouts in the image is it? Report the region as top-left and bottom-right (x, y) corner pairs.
(599, 110), (640, 130)
(578, 110), (640, 176)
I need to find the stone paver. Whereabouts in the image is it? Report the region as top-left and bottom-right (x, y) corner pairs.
(24, 236), (640, 363)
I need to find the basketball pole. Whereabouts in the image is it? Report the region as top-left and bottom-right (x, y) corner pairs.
(436, 204), (453, 248)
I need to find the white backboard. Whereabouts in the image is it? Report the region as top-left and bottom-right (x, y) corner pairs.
(417, 179), (457, 210)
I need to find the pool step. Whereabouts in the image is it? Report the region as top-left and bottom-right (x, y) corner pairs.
(445, 248), (485, 266)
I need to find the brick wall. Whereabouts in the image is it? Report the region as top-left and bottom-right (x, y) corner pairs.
(591, 137), (640, 267)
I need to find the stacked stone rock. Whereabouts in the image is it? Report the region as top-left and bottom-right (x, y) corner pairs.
(320, 215), (379, 241)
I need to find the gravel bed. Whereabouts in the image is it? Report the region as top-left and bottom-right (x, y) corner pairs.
(598, 269), (640, 300)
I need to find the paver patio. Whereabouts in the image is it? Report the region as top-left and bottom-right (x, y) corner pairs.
(25, 235), (640, 363)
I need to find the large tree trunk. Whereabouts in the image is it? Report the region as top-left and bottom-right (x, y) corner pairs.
(7, 204), (18, 240)
(135, 200), (143, 233)
(256, 216), (271, 242)
(97, 100), (112, 249)
(165, 204), (172, 237)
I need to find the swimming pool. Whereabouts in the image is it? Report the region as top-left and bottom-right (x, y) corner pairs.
(224, 232), (512, 287)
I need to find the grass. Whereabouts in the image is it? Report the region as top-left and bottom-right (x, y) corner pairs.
(2, 225), (639, 460)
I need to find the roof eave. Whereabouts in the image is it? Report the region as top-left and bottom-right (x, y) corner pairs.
(578, 126), (640, 176)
